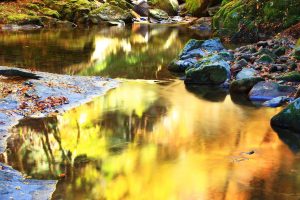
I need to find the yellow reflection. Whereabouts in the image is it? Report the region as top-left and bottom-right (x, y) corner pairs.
(7, 81), (300, 200)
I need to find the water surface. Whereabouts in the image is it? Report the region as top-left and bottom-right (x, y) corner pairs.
(0, 25), (300, 200)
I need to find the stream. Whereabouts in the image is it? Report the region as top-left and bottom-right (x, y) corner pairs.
(1, 24), (300, 200)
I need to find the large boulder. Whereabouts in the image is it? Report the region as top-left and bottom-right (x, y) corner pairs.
(249, 81), (296, 101)
(271, 98), (300, 132)
(185, 54), (230, 85)
(213, 0), (300, 42)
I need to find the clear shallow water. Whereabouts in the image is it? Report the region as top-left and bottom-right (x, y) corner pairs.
(0, 25), (300, 200)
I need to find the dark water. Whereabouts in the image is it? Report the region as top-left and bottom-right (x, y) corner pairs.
(1, 25), (300, 200)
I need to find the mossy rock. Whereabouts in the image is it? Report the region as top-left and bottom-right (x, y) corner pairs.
(149, 8), (169, 20)
(271, 98), (300, 132)
(25, 3), (40, 11)
(294, 47), (300, 60)
(277, 71), (300, 82)
(230, 77), (264, 93)
(273, 46), (286, 57)
(89, 3), (132, 23)
(185, 54), (230, 85)
(257, 54), (274, 64)
(150, 0), (179, 16)
(41, 8), (60, 19)
(7, 14), (42, 25)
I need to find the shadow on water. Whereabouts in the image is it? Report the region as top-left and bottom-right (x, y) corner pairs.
(272, 126), (300, 153)
(185, 84), (228, 102)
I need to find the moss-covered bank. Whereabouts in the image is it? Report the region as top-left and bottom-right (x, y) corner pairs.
(213, 0), (300, 42)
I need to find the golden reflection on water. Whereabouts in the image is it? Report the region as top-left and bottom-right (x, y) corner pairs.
(3, 81), (300, 200)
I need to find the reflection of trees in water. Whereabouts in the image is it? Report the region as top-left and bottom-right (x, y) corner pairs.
(0, 29), (96, 74)
(0, 25), (198, 78)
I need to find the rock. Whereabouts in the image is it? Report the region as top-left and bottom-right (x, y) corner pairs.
(277, 71), (300, 82)
(179, 39), (203, 58)
(152, 0), (179, 16)
(257, 41), (268, 47)
(184, 0), (211, 17)
(263, 96), (292, 107)
(257, 48), (276, 58)
(0, 163), (57, 200)
(41, 16), (77, 28)
(236, 68), (257, 80)
(229, 77), (264, 93)
(207, 5), (220, 16)
(218, 51), (234, 61)
(149, 9), (169, 20)
(273, 46), (286, 56)
(257, 54), (274, 64)
(296, 87), (300, 98)
(89, 3), (132, 23)
(294, 47), (300, 60)
(189, 17), (212, 32)
(233, 59), (248, 70)
(279, 56), (289, 62)
(249, 81), (296, 101)
(169, 38), (226, 72)
(133, 1), (150, 16)
(200, 38), (225, 52)
(271, 98), (300, 132)
(40, 8), (60, 19)
(269, 64), (285, 73)
(239, 53), (253, 61)
(185, 54), (230, 85)
(168, 58), (198, 72)
(180, 49), (206, 60)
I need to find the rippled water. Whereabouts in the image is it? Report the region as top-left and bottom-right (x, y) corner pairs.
(1, 25), (300, 200)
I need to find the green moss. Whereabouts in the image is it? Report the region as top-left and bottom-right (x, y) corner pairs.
(277, 71), (300, 82)
(213, 0), (300, 40)
(25, 3), (40, 11)
(7, 14), (40, 23)
(41, 8), (60, 19)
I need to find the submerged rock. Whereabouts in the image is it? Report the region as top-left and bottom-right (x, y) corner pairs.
(185, 54), (230, 85)
(263, 96), (292, 107)
(249, 81), (296, 101)
(271, 98), (300, 132)
(0, 163), (57, 200)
